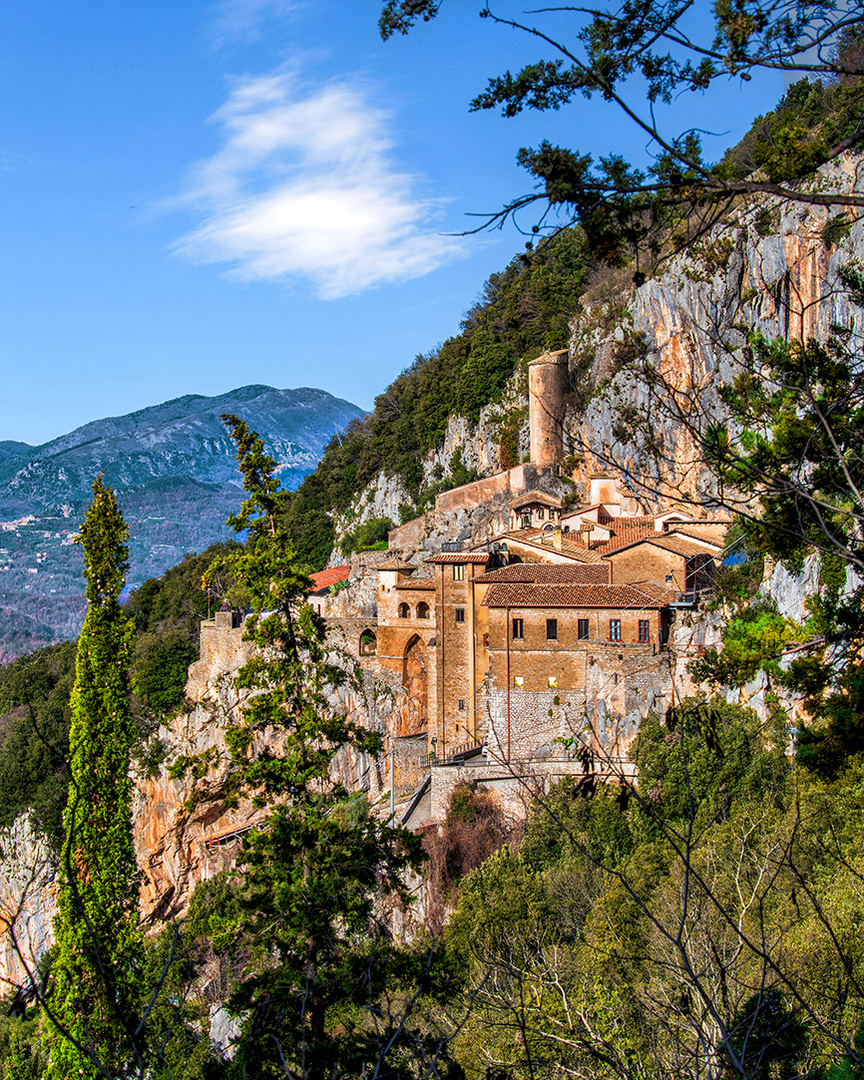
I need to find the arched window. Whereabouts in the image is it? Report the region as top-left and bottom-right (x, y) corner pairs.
(417, 601), (430, 620)
(359, 629), (377, 655)
(398, 602), (410, 619)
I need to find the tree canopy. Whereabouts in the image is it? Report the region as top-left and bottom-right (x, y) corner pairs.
(381, 2), (864, 266)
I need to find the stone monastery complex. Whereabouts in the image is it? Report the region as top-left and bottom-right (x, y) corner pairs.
(190, 349), (729, 828)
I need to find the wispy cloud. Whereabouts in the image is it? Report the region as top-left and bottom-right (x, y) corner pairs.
(171, 71), (464, 298)
(210, 0), (297, 47)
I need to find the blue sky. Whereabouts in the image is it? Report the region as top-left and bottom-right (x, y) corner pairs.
(0, 1), (785, 446)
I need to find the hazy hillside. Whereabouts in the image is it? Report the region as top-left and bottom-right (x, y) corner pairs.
(0, 385), (362, 660)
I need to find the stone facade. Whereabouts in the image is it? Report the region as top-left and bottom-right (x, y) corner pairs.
(528, 350), (568, 468)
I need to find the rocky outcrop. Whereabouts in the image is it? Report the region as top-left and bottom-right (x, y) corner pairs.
(0, 816), (57, 990)
(567, 155), (864, 507)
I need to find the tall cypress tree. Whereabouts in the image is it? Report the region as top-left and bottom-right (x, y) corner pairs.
(44, 477), (143, 1079)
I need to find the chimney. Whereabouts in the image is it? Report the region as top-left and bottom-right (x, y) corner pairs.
(552, 525), (563, 551)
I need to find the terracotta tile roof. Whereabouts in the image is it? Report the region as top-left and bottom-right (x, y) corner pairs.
(425, 552), (489, 564)
(590, 523), (656, 553)
(395, 578), (436, 590)
(483, 581), (677, 609)
(474, 563), (610, 585)
(603, 533), (721, 559)
(497, 529), (605, 564)
(509, 489), (563, 511)
(670, 526), (726, 547)
(309, 565), (350, 593)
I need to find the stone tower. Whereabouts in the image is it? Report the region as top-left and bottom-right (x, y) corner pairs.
(528, 349), (568, 469)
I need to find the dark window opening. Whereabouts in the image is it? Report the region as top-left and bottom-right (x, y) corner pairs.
(686, 553), (716, 593)
(638, 619), (650, 643)
(512, 618), (524, 640)
(455, 608), (465, 623)
(577, 619), (590, 640)
(546, 618), (558, 641)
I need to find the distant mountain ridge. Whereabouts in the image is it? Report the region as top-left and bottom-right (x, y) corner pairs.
(0, 385), (362, 661)
(0, 385), (359, 511)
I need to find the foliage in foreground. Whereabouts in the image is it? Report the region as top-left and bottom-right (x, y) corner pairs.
(190, 415), (456, 1078)
(440, 702), (864, 1080)
(0, 541), (241, 842)
(43, 478), (143, 1079)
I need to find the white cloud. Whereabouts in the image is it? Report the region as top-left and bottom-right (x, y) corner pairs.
(171, 72), (465, 298)
(210, 0), (297, 47)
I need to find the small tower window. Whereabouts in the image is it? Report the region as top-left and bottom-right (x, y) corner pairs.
(455, 608), (465, 623)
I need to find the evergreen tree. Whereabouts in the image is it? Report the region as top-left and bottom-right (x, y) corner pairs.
(43, 477), (144, 1078)
(201, 417), (449, 1078)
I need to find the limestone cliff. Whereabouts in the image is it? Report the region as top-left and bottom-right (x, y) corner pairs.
(567, 155), (864, 506)
(0, 816), (56, 989)
(331, 154), (864, 551)
(2, 154), (862, 991)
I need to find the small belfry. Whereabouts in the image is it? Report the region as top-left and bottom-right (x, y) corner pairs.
(44, 476), (143, 1079)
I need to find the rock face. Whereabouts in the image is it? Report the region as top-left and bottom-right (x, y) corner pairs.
(0, 816), (57, 989)
(331, 156), (864, 565)
(567, 155), (864, 506)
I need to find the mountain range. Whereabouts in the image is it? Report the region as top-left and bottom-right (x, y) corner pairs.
(0, 386), (362, 661)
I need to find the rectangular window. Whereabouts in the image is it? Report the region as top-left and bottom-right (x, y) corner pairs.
(638, 619), (650, 643)
(452, 564), (464, 581)
(609, 619), (621, 642)
(458, 699), (465, 711)
(512, 618), (524, 640)
(514, 675), (524, 688)
(546, 618), (558, 641)
(482, 632), (489, 647)
(577, 619), (590, 640)
(455, 608), (465, 623)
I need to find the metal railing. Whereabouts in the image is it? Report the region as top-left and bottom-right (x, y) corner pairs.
(421, 739), (484, 768)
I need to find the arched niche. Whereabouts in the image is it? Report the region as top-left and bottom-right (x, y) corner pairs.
(399, 633), (428, 736)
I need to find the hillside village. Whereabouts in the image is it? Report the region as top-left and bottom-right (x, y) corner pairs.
(190, 348), (730, 830)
